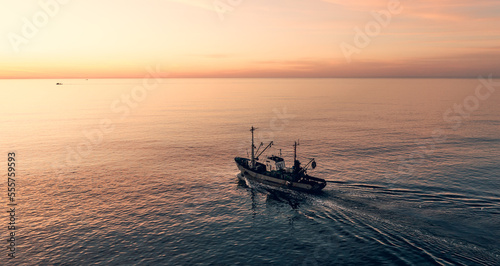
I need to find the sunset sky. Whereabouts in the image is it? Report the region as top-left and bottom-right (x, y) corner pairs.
(1, 0), (499, 78)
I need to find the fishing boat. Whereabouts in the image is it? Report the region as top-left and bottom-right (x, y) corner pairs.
(235, 126), (327, 192)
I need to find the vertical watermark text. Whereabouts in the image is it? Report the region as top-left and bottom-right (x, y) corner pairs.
(6, 152), (17, 259)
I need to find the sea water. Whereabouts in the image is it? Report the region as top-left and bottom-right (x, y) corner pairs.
(0, 78), (499, 265)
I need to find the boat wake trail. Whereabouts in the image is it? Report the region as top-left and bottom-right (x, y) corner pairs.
(301, 186), (499, 265)
(237, 176), (500, 265)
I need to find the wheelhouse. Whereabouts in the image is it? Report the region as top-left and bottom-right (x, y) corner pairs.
(265, 155), (286, 171)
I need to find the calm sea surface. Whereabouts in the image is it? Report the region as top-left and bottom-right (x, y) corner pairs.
(1, 78), (499, 265)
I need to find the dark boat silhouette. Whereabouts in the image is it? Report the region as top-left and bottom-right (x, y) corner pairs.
(235, 126), (326, 192)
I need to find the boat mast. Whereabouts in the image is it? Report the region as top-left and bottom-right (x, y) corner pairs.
(293, 142), (296, 162)
(250, 126), (256, 168)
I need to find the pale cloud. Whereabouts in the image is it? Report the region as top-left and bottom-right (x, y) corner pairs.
(321, 0), (392, 10)
(246, 49), (500, 78)
(167, 0), (216, 12)
(322, 0), (499, 9)
(187, 53), (233, 58)
(320, 0), (463, 26)
(322, 0), (500, 21)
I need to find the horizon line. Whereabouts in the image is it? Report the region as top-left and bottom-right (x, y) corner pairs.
(0, 76), (492, 80)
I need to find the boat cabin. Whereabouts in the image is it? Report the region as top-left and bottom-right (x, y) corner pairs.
(265, 155), (286, 171)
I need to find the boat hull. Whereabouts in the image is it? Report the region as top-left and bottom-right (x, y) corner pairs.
(235, 157), (326, 192)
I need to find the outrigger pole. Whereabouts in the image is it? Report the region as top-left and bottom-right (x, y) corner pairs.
(255, 141), (273, 160)
(299, 158), (316, 174)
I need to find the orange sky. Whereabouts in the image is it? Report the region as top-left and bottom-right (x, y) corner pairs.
(1, 0), (499, 78)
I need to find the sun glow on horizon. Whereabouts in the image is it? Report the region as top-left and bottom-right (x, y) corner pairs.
(1, 0), (499, 78)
